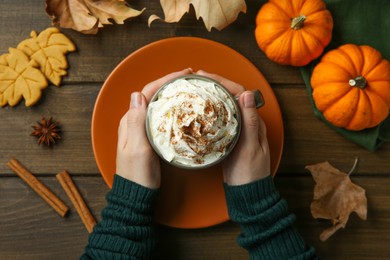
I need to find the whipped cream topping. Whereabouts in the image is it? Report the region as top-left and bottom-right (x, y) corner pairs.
(147, 77), (239, 167)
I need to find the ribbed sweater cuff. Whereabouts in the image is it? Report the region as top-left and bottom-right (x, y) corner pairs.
(224, 176), (317, 259)
(83, 175), (160, 259)
(224, 175), (278, 218)
(110, 174), (159, 204)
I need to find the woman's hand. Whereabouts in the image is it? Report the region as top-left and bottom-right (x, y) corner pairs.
(196, 70), (271, 185)
(116, 68), (193, 189)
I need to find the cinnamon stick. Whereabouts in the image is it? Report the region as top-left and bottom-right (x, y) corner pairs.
(7, 159), (69, 217)
(56, 171), (96, 233)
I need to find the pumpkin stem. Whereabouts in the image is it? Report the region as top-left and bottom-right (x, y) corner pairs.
(349, 76), (367, 89)
(291, 15), (306, 30)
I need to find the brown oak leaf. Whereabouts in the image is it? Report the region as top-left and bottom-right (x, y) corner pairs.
(45, 0), (144, 34)
(0, 48), (48, 107)
(306, 161), (367, 241)
(17, 28), (76, 86)
(149, 0), (247, 31)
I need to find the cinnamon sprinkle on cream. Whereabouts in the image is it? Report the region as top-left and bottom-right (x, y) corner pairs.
(148, 77), (238, 167)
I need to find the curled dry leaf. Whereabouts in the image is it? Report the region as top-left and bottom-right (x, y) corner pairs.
(17, 28), (76, 86)
(149, 0), (247, 31)
(306, 161), (367, 241)
(45, 0), (144, 34)
(0, 48), (48, 107)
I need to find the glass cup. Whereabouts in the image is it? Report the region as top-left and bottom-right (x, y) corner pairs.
(146, 74), (263, 169)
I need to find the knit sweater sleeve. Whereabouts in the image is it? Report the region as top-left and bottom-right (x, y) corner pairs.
(81, 174), (159, 260)
(224, 176), (317, 260)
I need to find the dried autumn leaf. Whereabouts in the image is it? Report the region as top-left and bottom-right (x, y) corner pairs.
(149, 0), (247, 31)
(17, 28), (76, 86)
(45, 0), (144, 34)
(306, 161), (367, 241)
(0, 48), (48, 107)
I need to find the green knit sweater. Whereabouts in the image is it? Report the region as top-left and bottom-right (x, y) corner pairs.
(82, 175), (316, 259)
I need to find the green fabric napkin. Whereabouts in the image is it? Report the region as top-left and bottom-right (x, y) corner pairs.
(300, 0), (390, 151)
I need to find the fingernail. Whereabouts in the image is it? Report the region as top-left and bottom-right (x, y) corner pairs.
(130, 92), (141, 109)
(187, 67), (193, 73)
(244, 92), (255, 108)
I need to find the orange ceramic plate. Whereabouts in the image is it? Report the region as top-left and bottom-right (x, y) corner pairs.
(92, 37), (284, 229)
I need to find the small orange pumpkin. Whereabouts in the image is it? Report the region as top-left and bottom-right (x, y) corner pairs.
(255, 0), (333, 66)
(311, 44), (390, 131)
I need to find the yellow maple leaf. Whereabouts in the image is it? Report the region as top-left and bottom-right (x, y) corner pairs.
(45, 0), (145, 34)
(17, 27), (76, 87)
(149, 0), (247, 31)
(0, 48), (48, 107)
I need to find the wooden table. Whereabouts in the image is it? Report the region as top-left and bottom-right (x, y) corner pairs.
(1, 1), (389, 259)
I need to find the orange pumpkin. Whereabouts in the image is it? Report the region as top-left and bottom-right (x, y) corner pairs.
(255, 0), (333, 66)
(311, 44), (390, 131)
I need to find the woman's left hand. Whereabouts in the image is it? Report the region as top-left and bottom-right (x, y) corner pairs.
(116, 68), (193, 189)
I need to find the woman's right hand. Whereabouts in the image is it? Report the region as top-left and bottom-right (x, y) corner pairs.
(196, 70), (271, 186)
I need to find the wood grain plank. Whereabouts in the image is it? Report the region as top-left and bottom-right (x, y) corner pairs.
(0, 84), (100, 174)
(0, 177), (104, 260)
(0, 0), (303, 85)
(0, 176), (389, 259)
(1, 84), (388, 175)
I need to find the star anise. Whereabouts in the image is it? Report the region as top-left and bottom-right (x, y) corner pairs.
(31, 117), (61, 146)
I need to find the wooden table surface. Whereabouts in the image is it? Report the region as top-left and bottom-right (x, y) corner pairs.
(1, 1), (389, 259)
